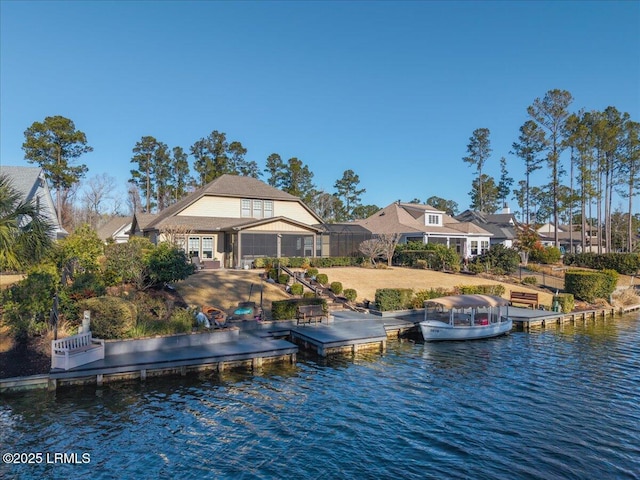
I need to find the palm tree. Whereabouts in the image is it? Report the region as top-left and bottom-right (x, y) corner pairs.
(0, 173), (54, 271)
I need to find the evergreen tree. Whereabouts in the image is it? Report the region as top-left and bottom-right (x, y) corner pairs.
(463, 128), (492, 212)
(334, 169), (365, 220)
(496, 157), (513, 210)
(265, 153), (286, 188)
(469, 174), (499, 214)
(22, 115), (92, 226)
(511, 120), (546, 223)
(527, 89), (573, 247)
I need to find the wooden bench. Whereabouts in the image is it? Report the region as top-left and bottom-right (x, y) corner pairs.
(296, 304), (327, 325)
(510, 291), (539, 309)
(51, 332), (105, 370)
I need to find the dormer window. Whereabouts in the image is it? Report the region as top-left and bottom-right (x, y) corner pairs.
(427, 214), (441, 226)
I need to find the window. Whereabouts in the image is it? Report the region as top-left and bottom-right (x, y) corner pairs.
(202, 237), (214, 259)
(242, 199), (273, 218)
(253, 199), (263, 218)
(241, 199), (251, 217)
(428, 214), (440, 225)
(470, 240), (478, 256)
(188, 237), (200, 258)
(481, 241), (489, 254)
(264, 200), (273, 218)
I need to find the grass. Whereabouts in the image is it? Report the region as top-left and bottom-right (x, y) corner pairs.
(174, 266), (557, 311)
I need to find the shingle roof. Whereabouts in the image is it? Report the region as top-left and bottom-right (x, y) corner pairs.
(356, 203), (491, 236)
(97, 216), (131, 241)
(136, 174), (321, 232)
(0, 165), (42, 200)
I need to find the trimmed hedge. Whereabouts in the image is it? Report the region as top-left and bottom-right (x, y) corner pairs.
(374, 288), (414, 312)
(271, 298), (326, 320)
(253, 257), (363, 269)
(411, 288), (453, 309)
(330, 281), (343, 295)
(530, 246), (562, 264)
(290, 283), (303, 295)
(343, 288), (357, 302)
(454, 284), (506, 296)
(278, 274), (290, 285)
(78, 296), (138, 339)
(564, 269), (618, 302)
(564, 253), (640, 275)
(315, 273), (328, 285)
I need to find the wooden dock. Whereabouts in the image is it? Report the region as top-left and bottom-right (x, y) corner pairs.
(508, 304), (639, 331)
(1, 305), (636, 393)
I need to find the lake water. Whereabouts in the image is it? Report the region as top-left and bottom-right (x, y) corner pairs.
(1, 314), (639, 480)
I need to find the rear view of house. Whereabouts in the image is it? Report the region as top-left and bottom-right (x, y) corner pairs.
(130, 174), (324, 269)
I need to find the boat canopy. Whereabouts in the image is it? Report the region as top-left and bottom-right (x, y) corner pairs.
(424, 294), (509, 309)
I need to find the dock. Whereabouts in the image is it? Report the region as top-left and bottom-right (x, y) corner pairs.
(1, 304), (637, 393)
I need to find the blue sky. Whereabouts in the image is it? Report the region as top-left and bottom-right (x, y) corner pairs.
(1, 1), (639, 215)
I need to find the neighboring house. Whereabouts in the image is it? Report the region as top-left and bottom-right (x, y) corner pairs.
(537, 223), (599, 253)
(97, 216), (131, 244)
(129, 174), (324, 269)
(455, 208), (518, 248)
(0, 165), (67, 239)
(354, 202), (492, 258)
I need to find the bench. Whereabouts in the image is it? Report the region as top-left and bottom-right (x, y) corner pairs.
(296, 304), (327, 326)
(510, 291), (539, 309)
(51, 332), (105, 370)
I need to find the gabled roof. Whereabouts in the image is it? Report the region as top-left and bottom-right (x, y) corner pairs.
(455, 209), (518, 241)
(134, 174), (322, 232)
(97, 216), (131, 241)
(0, 165), (67, 238)
(356, 202), (491, 237)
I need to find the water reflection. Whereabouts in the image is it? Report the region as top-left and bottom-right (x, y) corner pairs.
(1, 314), (639, 480)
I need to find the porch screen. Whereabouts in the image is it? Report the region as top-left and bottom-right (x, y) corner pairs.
(281, 235), (314, 257)
(241, 233), (277, 258)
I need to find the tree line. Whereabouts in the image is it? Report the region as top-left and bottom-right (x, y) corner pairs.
(16, 88), (639, 253)
(462, 89), (638, 253)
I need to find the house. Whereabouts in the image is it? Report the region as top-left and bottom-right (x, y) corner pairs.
(97, 216), (131, 244)
(455, 208), (518, 248)
(0, 165), (67, 239)
(354, 202), (492, 258)
(537, 223), (599, 253)
(129, 174), (324, 269)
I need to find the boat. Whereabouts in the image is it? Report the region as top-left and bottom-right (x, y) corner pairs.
(419, 294), (513, 341)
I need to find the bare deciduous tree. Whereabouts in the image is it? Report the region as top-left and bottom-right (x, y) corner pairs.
(359, 239), (385, 266)
(377, 233), (401, 267)
(160, 224), (193, 248)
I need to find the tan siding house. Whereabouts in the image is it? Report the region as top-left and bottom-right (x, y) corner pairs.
(130, 174), (323, 269)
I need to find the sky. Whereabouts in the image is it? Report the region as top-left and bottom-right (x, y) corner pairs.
(1, 1), (639, 217)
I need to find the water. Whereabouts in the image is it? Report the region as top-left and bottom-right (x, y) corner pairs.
(2, 314), (639, 480)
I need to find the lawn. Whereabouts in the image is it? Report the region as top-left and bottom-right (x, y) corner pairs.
(174, 266), (555, 312)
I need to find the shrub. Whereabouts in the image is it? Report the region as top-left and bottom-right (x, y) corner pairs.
(315, 273), (328, 285)
(1, 263), (60, 339)
(168, 308), (196, 333)
(290, 283), (304, 295)
(305, 268), (319, 278)
(530, 246), (562, 264)
(302, 292), (316, 298)
(78, 296), (137, 339)
(330, 281), (343, 294)
(522, 276), (538, 286)
(67, 272), (106, 300)
(395, 242), (459, 272)
(455, 284), (506, 296)
(147, 242), (195, 286)
(565, 269), (618, 302)
(414, 259), (428, 270)
(374, 288), (414, 311)
(411, 288), (452, 309)
(271, 298), (325, 320)
(470, 245), (520, 275)
(343, 288), (357, 302)
(563, 252), (640, 275)
(553, 293), (575, 313)
(278, 274), (290, 285)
